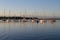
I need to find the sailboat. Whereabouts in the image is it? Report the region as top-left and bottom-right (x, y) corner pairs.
(49, 10), (56, 23)
(39, 9), (47, 24)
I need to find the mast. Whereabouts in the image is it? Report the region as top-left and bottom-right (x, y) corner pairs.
(4, 9), (5, 17)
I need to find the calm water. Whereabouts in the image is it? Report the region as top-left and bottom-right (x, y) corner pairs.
(0, 20), (60, 40)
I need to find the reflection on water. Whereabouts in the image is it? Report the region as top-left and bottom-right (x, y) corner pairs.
(0, 20), (60, 40)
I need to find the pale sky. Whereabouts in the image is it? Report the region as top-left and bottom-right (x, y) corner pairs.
(0, 0), (60, 17)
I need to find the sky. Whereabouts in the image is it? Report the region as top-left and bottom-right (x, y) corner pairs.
(0, 0), (60, 17)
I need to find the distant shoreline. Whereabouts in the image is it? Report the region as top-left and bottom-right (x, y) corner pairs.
(0, 16), (60, 20)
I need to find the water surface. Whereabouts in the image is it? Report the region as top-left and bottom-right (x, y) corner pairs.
(0, 20), (60, 40)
